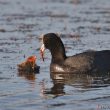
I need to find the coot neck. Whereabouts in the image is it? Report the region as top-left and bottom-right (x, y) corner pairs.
(50, 42), (67, 63)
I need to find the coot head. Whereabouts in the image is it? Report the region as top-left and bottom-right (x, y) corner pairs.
(26, 55), (37, 63)
(40, 33), (67, 63)
(18, 55), (40, 73)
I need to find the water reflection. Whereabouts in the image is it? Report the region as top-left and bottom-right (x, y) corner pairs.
(44, 72), (110, 97)
(17, 71), (36, 81)
(45, 82), (65, 97)
(17, 62), (40, 81)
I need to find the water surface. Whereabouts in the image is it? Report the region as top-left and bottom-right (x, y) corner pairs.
(0, 0), (110, 110)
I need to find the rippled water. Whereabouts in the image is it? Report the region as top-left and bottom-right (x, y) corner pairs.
(0, 0), (110, 110)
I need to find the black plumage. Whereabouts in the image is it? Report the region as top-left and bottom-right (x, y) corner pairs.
(40, 33), (110, 74)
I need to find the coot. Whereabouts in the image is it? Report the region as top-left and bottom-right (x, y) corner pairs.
(18, 55), (40, 73)
(40, 33), (110, 74)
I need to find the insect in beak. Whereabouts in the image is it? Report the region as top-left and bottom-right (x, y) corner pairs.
(40, 44), (45, 61)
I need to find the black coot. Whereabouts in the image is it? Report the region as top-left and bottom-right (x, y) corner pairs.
(40, 33), (110, 74)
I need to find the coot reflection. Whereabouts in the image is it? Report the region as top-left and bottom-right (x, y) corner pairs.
(44, 72), (110, 97)
(17, 71), (36, 81)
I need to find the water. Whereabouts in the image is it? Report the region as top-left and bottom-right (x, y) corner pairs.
(0, 0), (110, 110)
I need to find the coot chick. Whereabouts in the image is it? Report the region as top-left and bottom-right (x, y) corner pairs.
(18, 55), (40, 73)
(40, 33), (110, 74)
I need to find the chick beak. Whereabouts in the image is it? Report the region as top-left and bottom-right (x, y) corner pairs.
(40, 44), (45, 61)
(34, 56), (37, 60)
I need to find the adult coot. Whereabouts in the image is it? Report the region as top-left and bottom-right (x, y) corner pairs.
(40, 33), (110, 74)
